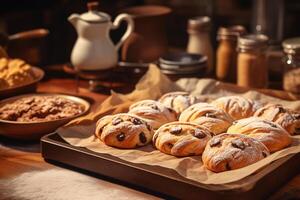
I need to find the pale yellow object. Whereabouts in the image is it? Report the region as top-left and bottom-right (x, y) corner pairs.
(0, 57), (35, 90)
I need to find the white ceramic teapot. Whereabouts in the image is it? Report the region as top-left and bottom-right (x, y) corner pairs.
(68, 2), (134, 70)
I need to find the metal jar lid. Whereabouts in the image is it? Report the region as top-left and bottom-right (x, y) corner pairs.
(282, 37), (300, 54)
(187, 16), (211, 33)
(159, 52), (207, 74)
(217, 25), (246, 41)
(238, 34), (269, 51)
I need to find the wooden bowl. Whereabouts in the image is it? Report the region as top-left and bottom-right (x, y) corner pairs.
(0, 93), (90, 140)
(0, 66), (44, 99)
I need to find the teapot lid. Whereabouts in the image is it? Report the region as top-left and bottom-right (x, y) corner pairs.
(79, 2), (111, 23)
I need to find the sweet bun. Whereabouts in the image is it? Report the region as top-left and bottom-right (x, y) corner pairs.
(202, 133), (270, 172)
(254, 104), (300, 135)
(95, 113), (154, 149)
(153, 122), (212, 157)
(179, 103), (233, 135)
(129, 100), (177, 129)
(211, 96), (260, 120)
(227, 117), (292, 152)
(158, 91), (201, 114)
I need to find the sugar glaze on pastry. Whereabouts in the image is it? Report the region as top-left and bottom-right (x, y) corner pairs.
(227, 117), (292, 152)
(158, 91), (201, 114)
(153, 121), (212, 157)
(202, 133), (270, 172)
(254, 104), (300, 135)
(179, 103), (233, 135)
(95, 113), (154, 149)
(211, 96), (261, 120)
(129, 100), (177, 129)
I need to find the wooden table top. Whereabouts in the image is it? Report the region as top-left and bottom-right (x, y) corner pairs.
(0, 78), (299, 200)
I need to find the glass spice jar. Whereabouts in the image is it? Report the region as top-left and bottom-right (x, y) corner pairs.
(237, 34), (269, 88)
(282, 37), (300, 94)
(187, 16), (214, 74)
(216, 25), (246, 83)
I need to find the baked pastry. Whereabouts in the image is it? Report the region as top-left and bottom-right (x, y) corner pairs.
(254, 104), (300, 135)
(179, 103), (233, 135)
(95, 113), (154, 149)
(158, 91), (201, 114)
(153, 122), (212, 157)
(211, 96), (260, 120)
(202, 133), (270, 172)
(0, 58), (35, 90)
(128, 100), (177, 129)
(227, 117), (291, 152)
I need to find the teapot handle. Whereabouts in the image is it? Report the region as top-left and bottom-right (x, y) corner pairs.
(112, 13), (134, 51)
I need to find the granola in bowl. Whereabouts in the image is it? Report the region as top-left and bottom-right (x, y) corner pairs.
(0, 95), (86, 122)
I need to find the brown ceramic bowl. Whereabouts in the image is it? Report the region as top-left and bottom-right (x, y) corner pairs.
(0, 93), (90, 140)
(0, 66), (44, 99)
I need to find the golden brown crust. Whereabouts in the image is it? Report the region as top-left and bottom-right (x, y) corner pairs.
(211, 96), (261, 120)
(129, 100), (177, 129)
(158, 91), (201, 114)
(179, 103), (233, 135)
(227, 117), (292, 152)
(202, 133), (270, 173)
(95, 113), (154, 149)
(153, 122), (212, 157)
(254, 104), (300, 135)
(0, 58), (35, 90)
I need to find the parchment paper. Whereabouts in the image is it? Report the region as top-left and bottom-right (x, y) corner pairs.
(57, 64), (300, 188)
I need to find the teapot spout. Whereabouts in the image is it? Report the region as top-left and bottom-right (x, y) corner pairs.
(68, 14), (80, 28)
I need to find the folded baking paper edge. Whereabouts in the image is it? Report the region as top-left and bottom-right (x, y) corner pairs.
(63, 64), (182, 126)
(58, 64), (300, 187)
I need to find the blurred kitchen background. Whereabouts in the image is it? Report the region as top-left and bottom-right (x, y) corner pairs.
(0, 0), (300, 90)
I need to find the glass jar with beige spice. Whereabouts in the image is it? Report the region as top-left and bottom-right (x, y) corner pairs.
(187, 16), (213, 74)
(282, 37), (300, 94)
(216, 26), (246, 83)
(237, 34), (269, 88)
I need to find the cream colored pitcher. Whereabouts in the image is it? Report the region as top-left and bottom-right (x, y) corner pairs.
(68, 2), (134, 70)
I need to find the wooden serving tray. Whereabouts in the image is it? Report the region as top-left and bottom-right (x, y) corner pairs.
(41, 132), (300, 200)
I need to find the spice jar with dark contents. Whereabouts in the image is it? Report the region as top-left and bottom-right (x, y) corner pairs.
(237, 34), (269, 88)
(282, 37), (300, 94)
(216, 26), (246, 83)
